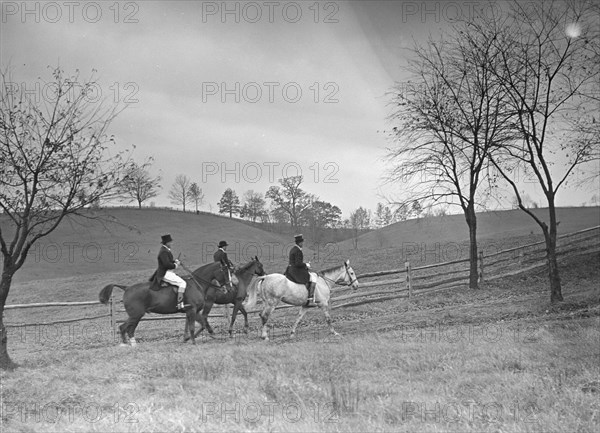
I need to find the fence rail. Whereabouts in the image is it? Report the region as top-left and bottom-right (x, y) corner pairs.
(5, 225), (599, 335)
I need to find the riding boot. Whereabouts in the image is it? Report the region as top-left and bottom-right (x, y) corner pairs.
(177, 291), (185, 311)
(307, 282), (316, 302)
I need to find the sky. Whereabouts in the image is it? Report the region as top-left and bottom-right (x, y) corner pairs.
(1, 1), (598, 219)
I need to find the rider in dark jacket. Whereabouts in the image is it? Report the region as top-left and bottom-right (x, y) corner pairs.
(285, 234), (317, 302)
(149, 234), (187, 311)
(213, 240), (234, 269)
(213, 240), (235, 293)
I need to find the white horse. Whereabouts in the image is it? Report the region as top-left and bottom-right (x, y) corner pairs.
(244, 260), (359, 340)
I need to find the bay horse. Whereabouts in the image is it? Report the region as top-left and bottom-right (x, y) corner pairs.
(98, 262), (230, 346)
(244, 260), (359, 340)
(184, 256), (266, 339)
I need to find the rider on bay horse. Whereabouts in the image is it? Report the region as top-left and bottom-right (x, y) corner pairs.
(213, 240), (235, 293)
(214, 240), (234, 269)
(285, 234), (317, 304)
(149, 234), (188, 311)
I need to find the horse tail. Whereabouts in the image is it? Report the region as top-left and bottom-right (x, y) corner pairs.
(244, 276), (263, 310)
(99, 284), (127, 304)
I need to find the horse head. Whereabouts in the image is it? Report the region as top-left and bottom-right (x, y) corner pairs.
(235, 256), (266, 278)
(252, 256), (266, 277)
(192, 261), (231, 291)
(343, 259), (359, 290)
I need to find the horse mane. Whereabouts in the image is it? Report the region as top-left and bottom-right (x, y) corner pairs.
(238, 260), (256, 272)
(318, 263), (344, 276)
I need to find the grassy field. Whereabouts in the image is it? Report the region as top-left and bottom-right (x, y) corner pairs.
(1, 207), (599, 432)
(2, 254), (599, 432)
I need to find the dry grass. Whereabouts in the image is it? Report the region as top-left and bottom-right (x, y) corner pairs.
(2, 208), (599, 432)
(1, 313), (598, 432)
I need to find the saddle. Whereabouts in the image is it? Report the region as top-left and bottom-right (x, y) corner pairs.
(150, 280), (179, 293)
(283, 266), (311, 288)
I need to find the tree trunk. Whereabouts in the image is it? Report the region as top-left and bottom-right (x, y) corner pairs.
(0, 268), (17, 370)
(544, 201), (563, 303)
(465, 204), (479, 290)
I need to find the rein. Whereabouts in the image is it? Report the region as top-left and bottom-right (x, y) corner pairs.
(234, 262), (264, 278)
(318, 264), (356, 287)
(180, 261), (231, 290)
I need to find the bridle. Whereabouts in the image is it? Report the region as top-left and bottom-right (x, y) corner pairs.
(234, 260), (265, 278)
(189, 264), (233, 290)
(319, 262), (357, 287)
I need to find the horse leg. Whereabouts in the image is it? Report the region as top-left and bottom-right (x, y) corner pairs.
(124, 315), (142, 346)
(259, 304), (277, 341)
(186, 310), (196, 344)
(202, 300), (215, 336)
(191, 311), (206, 339)
(290, 306), (310, 338)
(119, 321), (129, 346)
(239, 303), (249, 334)
(322, 302), (339, 337)
(228, 303), (239, 338)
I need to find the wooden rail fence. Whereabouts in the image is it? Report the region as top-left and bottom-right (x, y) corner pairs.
(5, 225), (599, 338)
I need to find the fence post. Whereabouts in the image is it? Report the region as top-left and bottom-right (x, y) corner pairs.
(405, 261), (412, 298)
(478, 252), (485, 283)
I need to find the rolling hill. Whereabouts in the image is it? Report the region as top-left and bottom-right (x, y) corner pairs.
(3, 206), (599, 285)
(3, 208), (295, 283)
(338, 207), (600, 252)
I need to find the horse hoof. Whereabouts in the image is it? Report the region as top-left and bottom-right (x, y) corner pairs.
(129, 338), (137, 347)
(119, 343), (128, 347)
(290, 332), (296, 338)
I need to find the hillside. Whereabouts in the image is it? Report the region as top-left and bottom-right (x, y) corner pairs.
(3, 206), (598, 285)
(3, 208), (294, 283)
(339, 207), (600, 252)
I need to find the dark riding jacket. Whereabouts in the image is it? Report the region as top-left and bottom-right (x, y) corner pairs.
(149, 245), (177, 289)
(285, 244), (310, 285)
(214, 248), (234, 269)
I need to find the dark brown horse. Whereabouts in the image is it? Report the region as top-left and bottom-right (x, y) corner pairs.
(184, 256), (265, 339)
(99, 262), (230, 346)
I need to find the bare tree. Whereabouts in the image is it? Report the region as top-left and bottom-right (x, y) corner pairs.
(266, 176), (313, 231)
(386, 19), (513, 289)
(188, 182), (204, 213)
(168, 174), (192, 212)
(349, 207), (371, 249)
(0, 67), (130, 369)
(483, 0), (600, 302)
(119, 157), (161, 208)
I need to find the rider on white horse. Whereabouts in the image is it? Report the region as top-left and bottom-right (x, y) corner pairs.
(149, 234), (187, 311)
(284, 234), (317, 304)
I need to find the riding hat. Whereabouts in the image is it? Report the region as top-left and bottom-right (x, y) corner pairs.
(218, 240), (228, 248)
(294, 234), (304, 243)
(161, 234), (173, 244)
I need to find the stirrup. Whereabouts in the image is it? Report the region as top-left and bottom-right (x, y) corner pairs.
(304, 297), (316, 307)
